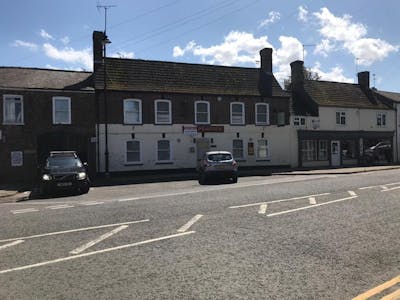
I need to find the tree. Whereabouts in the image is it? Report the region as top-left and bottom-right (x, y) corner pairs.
(284, 67), (320, 90)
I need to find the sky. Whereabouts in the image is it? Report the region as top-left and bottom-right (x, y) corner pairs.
(1, 0), (399, 92)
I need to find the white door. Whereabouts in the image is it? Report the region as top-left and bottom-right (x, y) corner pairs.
(331, 140), (341, 166)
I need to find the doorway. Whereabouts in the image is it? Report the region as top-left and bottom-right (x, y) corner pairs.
(331, 140), (341, 166)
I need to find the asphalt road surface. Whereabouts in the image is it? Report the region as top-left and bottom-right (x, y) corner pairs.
(0, 170), (399, 299)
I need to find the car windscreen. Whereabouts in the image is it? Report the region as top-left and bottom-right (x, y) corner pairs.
(207, 154), (232, 162)
(46, 157), (82, 169)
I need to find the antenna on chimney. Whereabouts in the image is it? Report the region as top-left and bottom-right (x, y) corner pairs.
(373, 73), (376, 88)
(97, 2), (116, 34)
(302, 44), (315, 61)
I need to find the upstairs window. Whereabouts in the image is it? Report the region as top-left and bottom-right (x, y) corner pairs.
(255, 103), (269, 125)
(157, 140), (171, 162)
(124, 99), (142, 124)
(195, 101), (210, 124)
(230, 102), (245, 125)
(3, 95), (23, 124)
(155, 100), (172, 124)
(336, 111), (346, 125)
(53, 97), (71, 124)
(277, 112), (285, 126)
(294, 116), (306, 126)
(377, 113), (386, 127)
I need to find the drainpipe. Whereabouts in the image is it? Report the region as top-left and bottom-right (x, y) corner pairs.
(102, 35), (111, 177)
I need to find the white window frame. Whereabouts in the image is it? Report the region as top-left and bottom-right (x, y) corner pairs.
(194, 101), (210, 124)
(3, 95), (24, 125)
(336, 111), (346, 125)
(230, 102), (245, 125)
(377, 112), (387, 127)
(157, 140), (172, 162)
(294, 116), (306, 126)
(257, 139), (269, 160)
(125, 140), (142, 164)
(232, 139), (244, 160)
(124, 99), (142, 124)
(155, 99), (172, 124)
(255, 103), (269, 125)
(52, 96), (71, 124)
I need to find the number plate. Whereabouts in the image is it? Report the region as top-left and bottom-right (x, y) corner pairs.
(57, 182), (72, 187)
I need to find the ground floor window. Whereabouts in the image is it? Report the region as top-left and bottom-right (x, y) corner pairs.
(157, 140), (171, 162)
(342, 140), (357, 160)
(301, 139), (328, 161)
(126, 140), (141, 163)
(257, 139), (269, 159)
(232, 139), (244, 160)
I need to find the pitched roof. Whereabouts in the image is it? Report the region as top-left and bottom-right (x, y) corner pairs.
(375, 90), (400, 103)
(95, 58), (288, 97)
(0, 67), (93, 91)
(303, 80), (390, 110)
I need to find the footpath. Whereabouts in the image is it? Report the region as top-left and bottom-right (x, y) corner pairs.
(1, 165), (399, 204)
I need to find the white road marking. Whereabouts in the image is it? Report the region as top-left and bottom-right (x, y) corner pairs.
(0, 231), (195, 275)
(70, 225), (128, 254)
(267, 195), (358, 217)
(229, 193), (331, 209)
(381, 185), (400, 192)
(118, 176), (335, 202)
(177, 215), (203, 233)
(11, 208), (39, 214)
(0, 219), (149, 243)
(258, 204), (268, 214)
(46, 204), (74, 210)
(358, 182), (400, 190)
(81, 201), (104, 206)
(309, 197), (316, 205)
(0, 240), (24, 251)
(348, 190), (357, 196)
(381, 186), (389, 190)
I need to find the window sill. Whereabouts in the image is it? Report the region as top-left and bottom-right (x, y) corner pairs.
(124, 163), (143, 166)
(155, 161), (174, 165)
(256, 159), (271, 162)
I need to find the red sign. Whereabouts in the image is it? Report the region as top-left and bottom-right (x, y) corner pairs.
(197, 125), (224, 133)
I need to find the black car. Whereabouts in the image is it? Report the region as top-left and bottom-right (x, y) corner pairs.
(40, 151), (90, 195)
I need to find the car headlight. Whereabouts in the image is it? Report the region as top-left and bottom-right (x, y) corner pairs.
(77, 172), (87, 180)
(42, 174), (52, 181)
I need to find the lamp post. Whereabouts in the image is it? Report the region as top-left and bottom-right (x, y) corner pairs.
(102, 35), (111, 177)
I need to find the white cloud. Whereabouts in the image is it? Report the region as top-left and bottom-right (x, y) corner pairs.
(60, 36), (70, 45)
(11, 40), (38, 51)
(110, 51), (135, 59)
(40, 29), (53, 40)
(173, 31), (272, 66)
(259, 11), (281, 28)
(298, 6), (308, 22)
(309, 62), (353, 83)
(313, 7), (398, 65)
(42, 43), (92, 70)
(314, 39), (335, 57)
(273, 36), (303, 83)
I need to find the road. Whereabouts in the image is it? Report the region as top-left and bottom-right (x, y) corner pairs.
(0, 170), (399, 299)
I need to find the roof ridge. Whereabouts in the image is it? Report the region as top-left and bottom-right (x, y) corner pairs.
(0, 66), (92, 74)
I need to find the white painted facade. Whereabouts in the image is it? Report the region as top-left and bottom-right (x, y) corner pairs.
(97, 123), (294, 172)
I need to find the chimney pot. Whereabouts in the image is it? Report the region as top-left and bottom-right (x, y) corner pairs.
(260, 48), (273, 73)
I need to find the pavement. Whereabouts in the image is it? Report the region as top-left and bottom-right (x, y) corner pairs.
(1, 164), (399, 203)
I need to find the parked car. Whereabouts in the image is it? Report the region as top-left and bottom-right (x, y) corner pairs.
(198, 151), (238, 184)
(363, 142), (392, 163)
(40, 151), (90, 195)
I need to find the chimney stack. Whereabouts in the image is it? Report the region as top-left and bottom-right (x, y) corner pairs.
(93, 31), (105, 72)
(290, 60), (304, 90)
(358, 71), (370, 90)
(259, 48), (273, 73)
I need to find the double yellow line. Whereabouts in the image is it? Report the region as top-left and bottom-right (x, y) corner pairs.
(353, 275), (400, 300)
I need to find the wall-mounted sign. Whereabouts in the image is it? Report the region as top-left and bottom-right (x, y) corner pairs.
(197, 125), (224, 133)
(183, 126), (198, 137)
(11, 151), (23, 167)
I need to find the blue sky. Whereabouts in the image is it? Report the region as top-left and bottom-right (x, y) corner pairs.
(1, 0), (399, 92)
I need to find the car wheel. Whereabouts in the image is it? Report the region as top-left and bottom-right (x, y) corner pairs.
(78, 185), (90, 194)
(198, 174), (206, 185)
(232, 176), (238, 183)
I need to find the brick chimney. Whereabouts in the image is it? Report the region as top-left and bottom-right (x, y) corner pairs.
(258, 48), (273, 96)
(260, 48), (273, 73)
(358, 71), (370, 90)
(93, 31), (105, 72)
(290, 60), (304, 91)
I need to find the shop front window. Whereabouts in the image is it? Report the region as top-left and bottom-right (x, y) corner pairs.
(342, 140), (357, 160)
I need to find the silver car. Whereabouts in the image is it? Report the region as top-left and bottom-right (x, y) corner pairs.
(198, 151), (238, 184)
